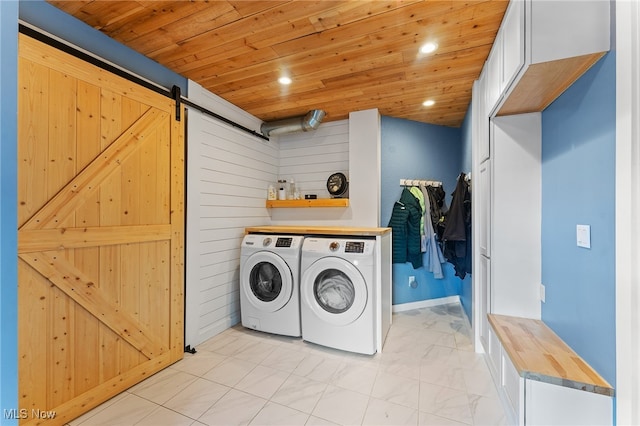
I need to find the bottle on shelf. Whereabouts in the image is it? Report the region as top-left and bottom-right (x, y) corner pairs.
(288, 179), (296, 200)
(278, 179), (287, 200)
(267, 184), (277, 200)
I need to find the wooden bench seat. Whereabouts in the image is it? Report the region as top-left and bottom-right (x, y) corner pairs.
(488, 314), (614, 397)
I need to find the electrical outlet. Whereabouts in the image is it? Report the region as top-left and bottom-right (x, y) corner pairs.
(577, 224), (591, 248)
(540, 284), (546, 303)
(408, 276), (417, 288)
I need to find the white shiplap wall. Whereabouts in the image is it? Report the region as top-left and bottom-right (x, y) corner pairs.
(276, 120), (349, 199)
(185, 81), (278, 347)
(271, 109), (380, 227)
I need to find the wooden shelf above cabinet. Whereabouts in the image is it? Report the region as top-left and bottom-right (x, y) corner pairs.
(497, 52), (606, 116)
(266, 198), (349, 208)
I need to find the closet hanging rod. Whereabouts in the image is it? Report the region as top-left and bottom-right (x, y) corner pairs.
(400, 179), (442, 187)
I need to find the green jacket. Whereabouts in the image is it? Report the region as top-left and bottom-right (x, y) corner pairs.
(388, 188), (423, 268)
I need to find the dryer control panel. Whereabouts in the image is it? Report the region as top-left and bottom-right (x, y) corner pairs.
(345, 241), (365, 253)
(303, 238), (374, 255)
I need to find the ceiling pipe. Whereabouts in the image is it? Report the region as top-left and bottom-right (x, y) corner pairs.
(261, 109), (326, 137)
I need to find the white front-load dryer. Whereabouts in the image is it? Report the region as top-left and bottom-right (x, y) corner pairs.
(300, 237), (377, 355)
(240, 234), (303, 337)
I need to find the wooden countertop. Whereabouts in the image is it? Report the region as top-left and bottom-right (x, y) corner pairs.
(488, 314), (614, 397)
(245, 226), (391, 237)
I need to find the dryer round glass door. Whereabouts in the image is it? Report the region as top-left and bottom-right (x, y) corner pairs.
(242, 252), (293, 313)
(302, 257), (367, 326)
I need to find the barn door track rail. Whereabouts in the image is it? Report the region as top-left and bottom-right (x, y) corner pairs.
(18, 23), (269, 141)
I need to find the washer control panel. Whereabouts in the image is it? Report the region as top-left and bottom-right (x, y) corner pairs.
(242, 234), (303, 250)
(275, 237), (293, 247)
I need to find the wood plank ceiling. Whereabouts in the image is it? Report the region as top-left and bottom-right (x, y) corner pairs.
(47, 0), (509, 128)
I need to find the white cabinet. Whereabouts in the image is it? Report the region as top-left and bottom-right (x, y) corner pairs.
(498, 0), (610, 116)
(500, 0), (524, 94)
(527, 0), (610, 64)
(484, 0), (525, 115)
(482, 0), (610, 116)
(472, 0), (612, 418)
(474, 1), (610, 321)
(486, 315), (614, 426)
(490, 339), (613, 426)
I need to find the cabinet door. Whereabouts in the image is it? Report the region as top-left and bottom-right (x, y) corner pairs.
(475, 72), (490, 163)
(485, 37), (502, 114)
(501, 0), (524, 93)
(479, 255), (491, 351)
(525, 380), (612, 425)
(489, 325), (501, 381)
(478, 158), (491, 257)
(502, 350), (524, 425)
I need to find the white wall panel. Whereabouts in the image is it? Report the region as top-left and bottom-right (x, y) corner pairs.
(185, 81), (277, 348)
(491, 113), (541, 319)
(276, 120), (350, 197)
(348, 109), (381, 227)
(270, 109), (381, 227)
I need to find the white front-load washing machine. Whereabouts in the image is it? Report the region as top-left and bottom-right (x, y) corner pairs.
(240, 234), (304, 337)
(300, 237), (377, 355)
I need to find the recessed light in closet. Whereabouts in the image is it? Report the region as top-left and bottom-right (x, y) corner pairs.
(422, 99), (435, 107)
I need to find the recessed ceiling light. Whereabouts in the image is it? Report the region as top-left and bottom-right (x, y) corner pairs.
(420, 42), (438, 54)
(278, 76), (292, 85)
(422, 99), (435, 107)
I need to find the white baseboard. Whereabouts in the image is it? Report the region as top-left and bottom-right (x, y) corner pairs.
(392, 295), (460, 313)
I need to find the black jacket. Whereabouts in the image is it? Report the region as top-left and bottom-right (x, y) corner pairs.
(443, 174), (472, 278)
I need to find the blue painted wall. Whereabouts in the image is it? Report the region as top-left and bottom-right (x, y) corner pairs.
(380, 116), (467, 308)
(19, 0), (187, 94)
(541, 52), (616, 386)
(0, 1), (19, 423)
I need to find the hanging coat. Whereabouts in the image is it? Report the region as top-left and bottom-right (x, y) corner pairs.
(388, 188), (423, 269)
(420, 184), (445, 279)
(442, 174), (472, 279)
(425, 184), (448, 241)
(409, 186), (426, 249)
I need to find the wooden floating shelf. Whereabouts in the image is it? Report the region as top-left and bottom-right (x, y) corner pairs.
(266, 198), (349, 208)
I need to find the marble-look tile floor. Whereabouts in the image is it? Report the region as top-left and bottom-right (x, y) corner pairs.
(68, 303), (507, 426)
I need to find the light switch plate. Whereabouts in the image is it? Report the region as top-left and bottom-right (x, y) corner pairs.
(577, 224), (591, 249)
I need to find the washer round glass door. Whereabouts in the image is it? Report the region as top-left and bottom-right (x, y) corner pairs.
(241, 251), (293, 313)
(302, 257), (367, 326)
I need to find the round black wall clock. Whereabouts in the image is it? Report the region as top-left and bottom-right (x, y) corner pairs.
(326, 172), (349, 198)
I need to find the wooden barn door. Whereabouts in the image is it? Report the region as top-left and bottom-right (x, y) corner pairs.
(17, 34), (184, 425)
